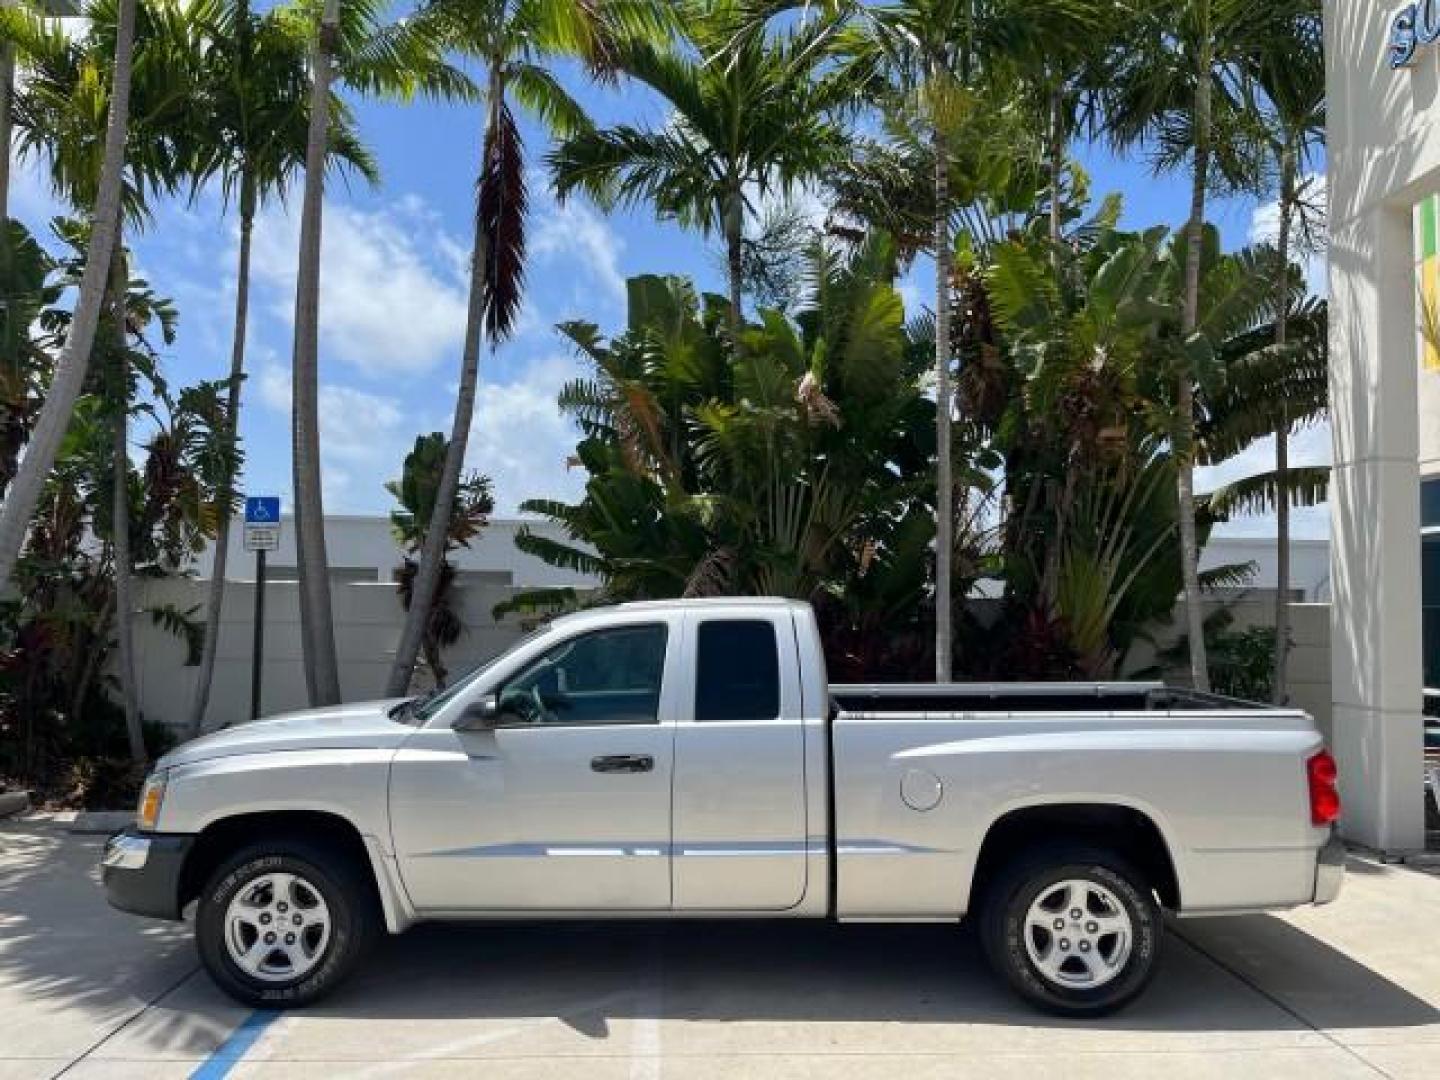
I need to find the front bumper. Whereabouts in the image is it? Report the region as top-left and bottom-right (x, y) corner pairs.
(1313, 828), (1346, 905)
(100, 829), (194, 920)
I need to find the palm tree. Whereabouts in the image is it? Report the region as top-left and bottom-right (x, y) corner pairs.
(185, 1), (378, 736)
(290, 0), (342, 706)
(830, 0), (1091, 679)
(383, 0), (666, 696)
(386, 432), (494, 687)
(1251, 3), (1324, 703)
(1103, 0), (1308, 691)
(0, 0), (206, 765)
(548, 0), (849, 344)
(1024, 3), (1116, 259)
(0, 0), (18, 226)
(0, 0), (140, 598)
(290, 0), (472, 707)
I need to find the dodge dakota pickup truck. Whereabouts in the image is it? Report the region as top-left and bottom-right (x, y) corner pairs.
(101, 598), (1345, 1016)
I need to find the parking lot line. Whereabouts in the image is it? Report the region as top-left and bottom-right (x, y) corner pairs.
(189, 1010), (281, 1080)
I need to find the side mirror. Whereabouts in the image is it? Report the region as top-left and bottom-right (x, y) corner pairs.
(452, 693), (499, 732)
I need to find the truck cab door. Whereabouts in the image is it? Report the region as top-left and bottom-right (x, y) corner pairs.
(671, 612), (810, 910)
(389, 618), (679, 912)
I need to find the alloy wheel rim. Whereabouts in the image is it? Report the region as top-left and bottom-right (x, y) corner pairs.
(224, 871), (332, 983)
(1021, 878), (1133, 990)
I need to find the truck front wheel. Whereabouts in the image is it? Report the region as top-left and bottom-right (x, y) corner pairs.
(978, 845), (1161, 1016)
(195, 839), (378, 1008)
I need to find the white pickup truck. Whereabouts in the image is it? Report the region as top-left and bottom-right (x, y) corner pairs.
(102, 598), (1344, 1016)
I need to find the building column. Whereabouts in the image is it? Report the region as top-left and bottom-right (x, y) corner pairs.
(1328, 205), (1427, 853)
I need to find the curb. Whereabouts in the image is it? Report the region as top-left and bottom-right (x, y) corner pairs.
(68, 810), (136, 835)
(0, 790), (30, 819)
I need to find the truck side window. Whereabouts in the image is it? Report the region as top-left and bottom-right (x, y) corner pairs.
(496, 623), (667, 725)
(695, 620), (780, 722)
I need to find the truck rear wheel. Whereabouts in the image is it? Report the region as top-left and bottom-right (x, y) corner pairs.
(195, 839), (378, 1008)
(978, 844), (1161, 1016)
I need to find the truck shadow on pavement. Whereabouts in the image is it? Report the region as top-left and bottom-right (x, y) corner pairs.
(309, 916), (1439, 1038)
(2, 827), (1437, 1068)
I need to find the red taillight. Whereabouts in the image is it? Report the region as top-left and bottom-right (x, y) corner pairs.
(1307, 749), (1341, 826)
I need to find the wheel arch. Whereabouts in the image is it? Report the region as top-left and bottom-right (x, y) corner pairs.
(969, 801), (1182, 912)
(178, 809), (409, 931)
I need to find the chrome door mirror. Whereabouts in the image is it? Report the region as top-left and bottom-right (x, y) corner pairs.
(452, 693), (499, 732)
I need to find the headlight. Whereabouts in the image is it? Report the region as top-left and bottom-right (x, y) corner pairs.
(136, 770), (167, 831)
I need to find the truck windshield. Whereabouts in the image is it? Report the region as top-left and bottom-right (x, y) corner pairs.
(401, 624), (554, 725)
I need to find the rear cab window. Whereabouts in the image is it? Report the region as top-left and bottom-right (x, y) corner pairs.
(695, 619), (780, 722)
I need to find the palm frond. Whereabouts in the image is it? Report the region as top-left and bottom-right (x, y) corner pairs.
(1202, 465), (1330, 518)
(478, 101), (527, 342)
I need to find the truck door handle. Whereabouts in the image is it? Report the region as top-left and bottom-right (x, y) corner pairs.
(590, 754), (654, 774)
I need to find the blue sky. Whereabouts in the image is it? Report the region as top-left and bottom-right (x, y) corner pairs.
(7, 18), (1331, 540)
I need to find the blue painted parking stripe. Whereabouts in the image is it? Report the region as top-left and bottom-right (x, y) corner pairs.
(190, 1009), (280, 1080)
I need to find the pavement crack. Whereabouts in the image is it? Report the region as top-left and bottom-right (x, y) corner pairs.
(50, 964), (202, 1080)
(1169, 927), (1396, 1080)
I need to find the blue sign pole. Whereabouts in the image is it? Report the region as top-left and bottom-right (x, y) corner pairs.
(251, 547), (266, 721)
(244, 497), (280, 720)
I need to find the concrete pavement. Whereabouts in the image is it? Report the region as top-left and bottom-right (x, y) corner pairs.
(2, 816), (1438, 1078)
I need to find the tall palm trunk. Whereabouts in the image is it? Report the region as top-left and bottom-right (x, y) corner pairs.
(1271, 146), (1296, 704)
(933, 119), (953, 682)
(0, 0), (137, 591)
(724, 186), (744, 347)
(1048, 81), (1063, 260)
(386, 78), (500, 698)
(0, 0), (14, 227)
(292, 0), (342, 705)
(187, 170), (257, 736)
(109, 238), (145, 770)
(1176, 41), (1213, 693)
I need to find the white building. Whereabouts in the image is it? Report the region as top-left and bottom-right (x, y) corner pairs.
(202, 514), (1331, 601)
(1324, 1), (1437, 851)
(194, 515), (595, 591)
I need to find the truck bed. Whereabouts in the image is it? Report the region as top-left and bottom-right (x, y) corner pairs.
(830, 681), (1279, 715)
(826, 680), (1327, 920)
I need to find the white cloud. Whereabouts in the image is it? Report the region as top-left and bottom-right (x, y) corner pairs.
(466, 353), (586, 515)
(1249, 172), (1328, 297)
(7, 151), (67, 225)
(528, 180), (628, 314)
(253, 348), (586, 518)
(255, 363), (416, 511)
(250, 196), (470, 377)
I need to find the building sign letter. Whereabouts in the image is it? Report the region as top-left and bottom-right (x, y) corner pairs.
(1392, 1), (1440, 67)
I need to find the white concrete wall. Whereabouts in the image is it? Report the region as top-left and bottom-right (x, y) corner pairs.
(132, 575), (536, 732)
(1119, 602), (1333, 739)
(190, 516), (597, 590)
(1325, 0), (1433, 850)
(1200, 539), (1332, 601)
(133, 571), (1336, 743)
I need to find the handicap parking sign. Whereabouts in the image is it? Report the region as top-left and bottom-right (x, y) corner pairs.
(243, 496), (282, 552)
(244, 496), (280, 524)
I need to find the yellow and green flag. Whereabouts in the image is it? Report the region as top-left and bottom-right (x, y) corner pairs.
(1418, 193), (1440, 371)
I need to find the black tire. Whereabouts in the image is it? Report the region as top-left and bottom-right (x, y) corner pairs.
(978, 844), (1161, 1017)
(195, 838), (379, 1008)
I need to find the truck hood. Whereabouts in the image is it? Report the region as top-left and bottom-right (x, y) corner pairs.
(158, 699), (416, 769)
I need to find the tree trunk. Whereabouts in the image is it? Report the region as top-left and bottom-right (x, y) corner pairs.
(109, 238), (145, 770)
(1271, 146), (1296, 704)
(0, 0), (137, 591)
(1176, 46), (1213, 693)
(933, 122), (954, 682)
(187, 173), (257, 736)
(386, 81), (499, 698)
(0, 0), (14, 227)
(291, 0), (342, 706)
(724, 185), (744, 348)
(1048, 81), (1063, 264)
